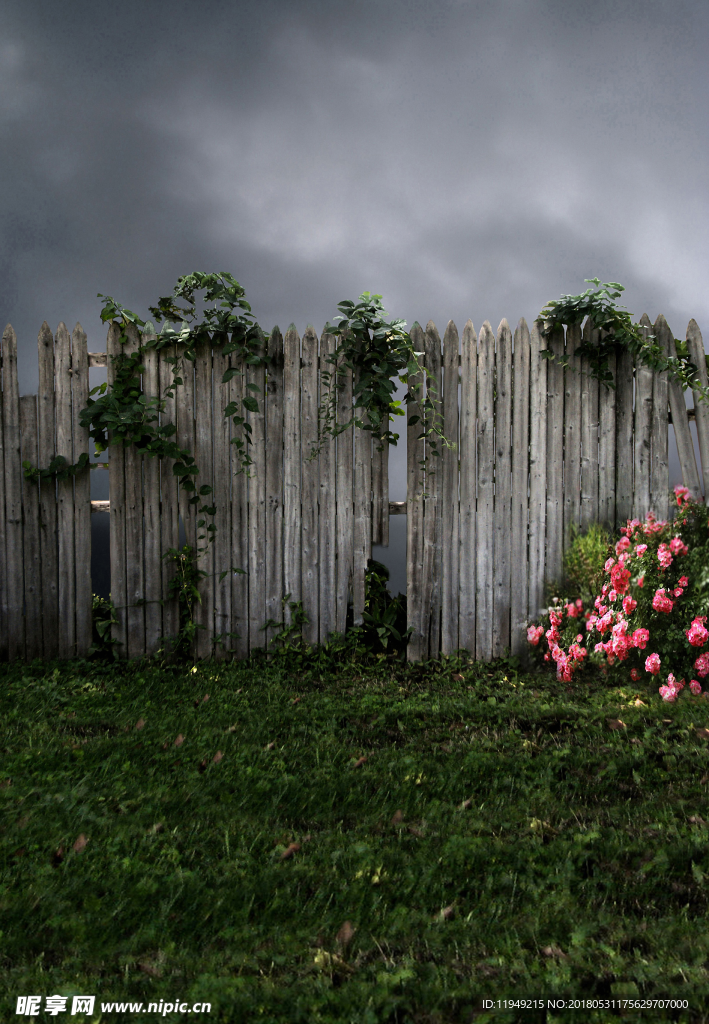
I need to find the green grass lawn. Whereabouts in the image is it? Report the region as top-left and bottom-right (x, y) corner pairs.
(2, 637), (709, 1023)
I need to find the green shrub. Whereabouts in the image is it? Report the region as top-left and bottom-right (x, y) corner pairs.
(547, 521), (614, 606)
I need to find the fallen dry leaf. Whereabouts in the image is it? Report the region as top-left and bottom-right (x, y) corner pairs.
(148, 823), (164, 835)
(352, 756), (367, 769)
(695, 728), (709, 741)
(436, 903), (456, 921)
(458, 797), (473, 811)
(135, 718), (145, 730)
(335, 920), (355, 948)
(391, 810), (404, 826)
(174, 734), (184, 747)
(138, 963), (162, 979)
(475, 962), (500, 977)
(607, 719), (626, 731)
(212, 750), (223, 764)
(542, 945), (568, 959)
(72, 834), (88, 854)
(280, 842), (301, 861)
(408, 825), (425, 838)
(226, 725), (238, 733)
(292, 696), (301, 705)
(264, 741), (275, 751)
(451, 673), (465, 682)
(689, 815), (707, 825)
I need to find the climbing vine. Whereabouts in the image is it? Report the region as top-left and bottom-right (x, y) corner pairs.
(21, 273), (454, 664)
(536, 277), (709, 406)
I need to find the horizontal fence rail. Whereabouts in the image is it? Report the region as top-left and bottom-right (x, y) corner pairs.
(1, 313), (706, 665)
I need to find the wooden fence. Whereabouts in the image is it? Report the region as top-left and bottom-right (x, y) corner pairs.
(1, 313), (707, 665)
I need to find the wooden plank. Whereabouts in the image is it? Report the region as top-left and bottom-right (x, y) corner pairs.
(353, 359), (372, 630)
(107, 322), (128, 659)
(55, 322), (75, 661)
(142, 334), (162, 659)
(666, 331), (701, 500)
(406, 322), (426, 663)
(686, 319), (709, 504)
(562, 324), (582, 552)
(615, 342), (634, 528)
(158, 341), (180, 657)
(37, 321), (58, 660)
(371, 359), (386, 546)
(650, 315), (670, 523)
(20, 394), (42, 659)
(175, 339), (196, 661)
(193, 334), (214, 661)
(122, 323), (146, 660)
(633, 315), (654, 521)
(301, 325), (320, 647)
(230, 329), (251, 661)
(318, 329), (337, 646)
(335, 330), (353, 638)
(510, 318), (530, 659)
(71, 324), (92, 658)
(0, 328), (6, 662)
(492, 319), (512, 658)
(544, 325), (564, 600)
(527, 321), (548, 622)
(475, 321), (495, 662)
(579, 317), (599, 532)
(597, 328), (617, 530)
(440, 319), (460, 658)
(421, 320), (443, 661)
(264, 327), (284, 656)
(245, 326), (267, 655)
(3, 325), (23, 660)
(458, 319), (478, 660)
(212, 335), (231, 661)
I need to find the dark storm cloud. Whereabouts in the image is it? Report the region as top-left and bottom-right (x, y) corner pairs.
(1, 0), (708, 595)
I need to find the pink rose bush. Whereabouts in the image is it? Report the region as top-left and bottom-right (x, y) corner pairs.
(527, 487), (709, 702)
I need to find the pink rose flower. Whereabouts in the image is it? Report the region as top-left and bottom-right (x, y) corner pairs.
(632, 628), (649, 650)
(637, 576), (644, 588)
(630, 668), (640, 682)
(690, 680), (702, 696)
(669, 536), (688, 556)
(678, 576), (689, 587)
(657, 543), (673, 569)
(611, 564), (631, 595)
(686, 617), (709, 648)
(622, 595), (637, 615)
(645, 652), (661, 675)
(695, 652), (709, 679)
(527, 624), (544, 646)
(652, 589), (673, 614)
(635, 543), (648, 557)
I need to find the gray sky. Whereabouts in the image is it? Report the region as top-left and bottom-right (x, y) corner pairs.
(2, 0), (708, 602)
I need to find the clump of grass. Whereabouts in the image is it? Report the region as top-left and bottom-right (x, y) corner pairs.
(546, 521), (615, 607)
(2, 634), (709, 1021)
